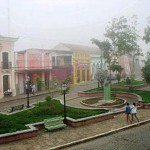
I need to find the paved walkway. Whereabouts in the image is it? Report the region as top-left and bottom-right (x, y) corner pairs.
(0, 81), (150, 150)
(0, 80), (98, 112)
(0, 109), (149, 150)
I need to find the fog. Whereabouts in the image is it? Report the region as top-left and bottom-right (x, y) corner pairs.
(0, 0), (149, 52)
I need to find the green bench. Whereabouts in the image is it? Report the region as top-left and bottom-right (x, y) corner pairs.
(44, 117), (67, 131)
(8, 104), (24, 113)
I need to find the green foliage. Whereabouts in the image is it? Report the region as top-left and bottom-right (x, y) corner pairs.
(116, 74), (121, 83)
(91, 38), (113, 68)
(105, 16), (140, 55)
(126, 77), (131, 84)
(83, 97), (102, 104)
(118, 80), (145, 85)
(94, 69), (107, 88)
(130, 74), (135, 81)
(143, 17), (150, 44)
(36, 76), (45, 90)
(128, 85), (134, 92)
(45, 96), (52, 102)
(142, 60), (150, 84)
(101, 98), (124, 106)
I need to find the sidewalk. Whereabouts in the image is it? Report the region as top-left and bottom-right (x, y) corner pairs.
(0, 109), (149, 150)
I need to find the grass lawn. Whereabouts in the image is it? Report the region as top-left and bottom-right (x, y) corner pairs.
(0, 97), (107, 134)
(82, 97), (102, 104)
(101, 98), (124, 106)
(118, 80), (145, 85)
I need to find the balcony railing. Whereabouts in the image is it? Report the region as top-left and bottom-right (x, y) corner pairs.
(1, 62), (12, 69)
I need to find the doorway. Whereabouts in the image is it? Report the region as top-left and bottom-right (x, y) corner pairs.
(3, 75), (9, 92)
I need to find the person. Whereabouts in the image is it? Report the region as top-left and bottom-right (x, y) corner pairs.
(125, 102), (132, 123)
(31, 84), (35, 95)
(4, 88), (12, 96)
(130, 102), (139, 122)
(7, 88), (12, 95)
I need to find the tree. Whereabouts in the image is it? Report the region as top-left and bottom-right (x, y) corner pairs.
(94, 69), (107, 88)
(142, 60), (150, 84)
(105, 16), (142, 76)
(110, 60), (123, 83)
(91, 39), (113, 83)
(143, 17), (150, 44)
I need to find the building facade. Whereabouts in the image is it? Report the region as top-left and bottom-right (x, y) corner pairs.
(52, 43), (98, 84)
(15, 49), (52, 94)
(0, 35), (18, 98)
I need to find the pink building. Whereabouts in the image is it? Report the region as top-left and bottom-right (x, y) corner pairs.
(0, 35), (18, 98)
(15, 49), (52, 94)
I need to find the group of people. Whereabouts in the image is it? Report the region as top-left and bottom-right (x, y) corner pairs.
(4, 88), (12, 96)
(125, 102), (139, 123)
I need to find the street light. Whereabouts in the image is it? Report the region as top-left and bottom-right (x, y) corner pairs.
(26, 75), (30, 108)
(62, 83), (67, 124)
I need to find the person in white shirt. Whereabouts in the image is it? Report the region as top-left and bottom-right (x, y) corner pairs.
(130, 102), (139, 122)
(31, 84), (36, 95)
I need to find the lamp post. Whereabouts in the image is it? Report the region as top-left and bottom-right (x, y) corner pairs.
(26, 75), (30, 108)
(62, 83), (67, 124)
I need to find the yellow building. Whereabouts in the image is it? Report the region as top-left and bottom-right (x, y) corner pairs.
(52, 43), (96, 85)
(72, 50), (91, 84)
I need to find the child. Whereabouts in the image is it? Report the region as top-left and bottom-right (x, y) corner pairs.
(125, 102), (132, 123)
(131, 102), (139, 122)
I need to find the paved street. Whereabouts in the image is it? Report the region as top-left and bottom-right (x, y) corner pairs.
(64, 123), (150, 150)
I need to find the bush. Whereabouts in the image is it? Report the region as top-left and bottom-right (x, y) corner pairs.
(45, 96), (52, 102)
(126, 77), (131, 84)
(128, 85), (134, 92)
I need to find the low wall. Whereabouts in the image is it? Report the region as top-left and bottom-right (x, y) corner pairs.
(66, 113), (114, 127)
(0, 125), (38, 144)
(78, 91), (142, 101)
(80, 98), (127, 109)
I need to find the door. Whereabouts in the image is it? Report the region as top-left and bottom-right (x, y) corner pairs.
(3, 75), (9, 92)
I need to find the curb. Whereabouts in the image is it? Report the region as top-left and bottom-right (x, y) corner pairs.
(47, 118), (150, 150)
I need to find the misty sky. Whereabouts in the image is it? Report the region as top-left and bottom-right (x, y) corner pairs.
(0, 0), (150, 52)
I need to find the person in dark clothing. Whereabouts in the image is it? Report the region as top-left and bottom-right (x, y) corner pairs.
(125, 102), (132, 123)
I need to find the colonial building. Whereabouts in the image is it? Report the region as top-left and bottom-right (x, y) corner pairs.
(15, 48), (52, 94)
(0, 35), (18, 98)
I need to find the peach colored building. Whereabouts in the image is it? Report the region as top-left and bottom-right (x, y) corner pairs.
(0, 35), (18, 98)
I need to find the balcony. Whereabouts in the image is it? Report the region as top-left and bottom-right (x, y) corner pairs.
(1, 62), (12, 69)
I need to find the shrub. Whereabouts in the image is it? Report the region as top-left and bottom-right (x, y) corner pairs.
(128, 85), (134, 92)
(126, 77), (131, 84)
(45, 96), (52, 102)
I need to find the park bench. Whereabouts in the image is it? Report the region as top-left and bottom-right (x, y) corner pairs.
(8, 104), (24, 113)
(44, 117), (67, 131)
